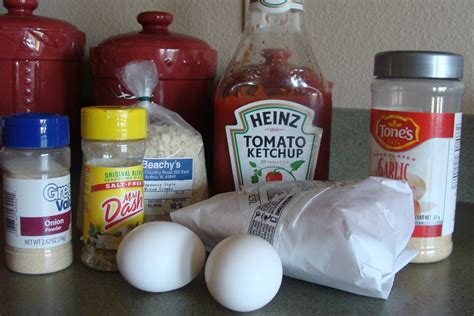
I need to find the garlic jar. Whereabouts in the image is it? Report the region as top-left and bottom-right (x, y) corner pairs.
(81, 106), (147, 271)
(368, 51), (464, 263)
(2, 113), (72, 274)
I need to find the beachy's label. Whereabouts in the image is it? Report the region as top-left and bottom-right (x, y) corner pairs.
(369, 109), (462, 237)
(82, 164), (144, 249)
(226, 100), (322, 189)
(4, 175), (72, 249)
(142, 158), (193, 218)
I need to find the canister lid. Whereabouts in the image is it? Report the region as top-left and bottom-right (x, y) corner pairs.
(374, 51), (464, 79)
(81, 106), (147, 141)
(90, 11), (217, 80)
(3, 113), (69, 148)
(0, 0), (85, 60)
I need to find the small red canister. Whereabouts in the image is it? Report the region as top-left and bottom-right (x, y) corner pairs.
(0, 0), (85, 127)
(90, 11), (217, 140)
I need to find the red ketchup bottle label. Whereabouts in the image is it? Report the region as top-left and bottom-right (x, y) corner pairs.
(369, 109), (462, 237)
(226, 100), (322, 189)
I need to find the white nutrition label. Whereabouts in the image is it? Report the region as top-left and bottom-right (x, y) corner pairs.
(247, 194), (295, 244)
(142, 158), (194, 216)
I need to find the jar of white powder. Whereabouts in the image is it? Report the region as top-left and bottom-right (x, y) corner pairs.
(369, 51), (464, 263)
(2, 113), (73, 274)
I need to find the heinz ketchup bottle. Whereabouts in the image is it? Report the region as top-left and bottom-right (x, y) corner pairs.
(214, 0), (332, 193)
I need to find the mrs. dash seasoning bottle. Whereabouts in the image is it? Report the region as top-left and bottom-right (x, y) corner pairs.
(81, 106), (147, 271)
(368, 51), (464, 263)
(2, 113), (73, 274)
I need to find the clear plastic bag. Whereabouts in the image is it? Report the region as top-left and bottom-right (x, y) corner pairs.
(115, 60), (209, 222)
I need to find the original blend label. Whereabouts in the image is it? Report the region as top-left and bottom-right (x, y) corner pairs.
(226, 100), (322, 189)
(82, 164), (144, 250)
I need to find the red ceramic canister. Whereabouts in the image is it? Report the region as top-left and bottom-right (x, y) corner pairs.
(0, 0), (85, 138)
(91, 11), (217, 141)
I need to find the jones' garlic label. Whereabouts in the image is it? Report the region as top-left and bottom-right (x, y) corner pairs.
(369, 109), (462, 238)
(226, 100), (322, 189)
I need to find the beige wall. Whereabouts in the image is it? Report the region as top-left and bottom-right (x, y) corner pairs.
(3, 0), (473, 113)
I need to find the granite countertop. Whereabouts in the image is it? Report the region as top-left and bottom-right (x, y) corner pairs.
(0, 202), (473, 315)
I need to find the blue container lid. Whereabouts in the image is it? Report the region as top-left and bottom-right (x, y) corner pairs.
(3, 113), (69, 148)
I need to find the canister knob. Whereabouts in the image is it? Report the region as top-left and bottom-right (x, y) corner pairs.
(138, 11), (173, 34)
(4, 0), (38, 16)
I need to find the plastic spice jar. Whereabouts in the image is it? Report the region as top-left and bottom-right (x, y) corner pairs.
(368, 51), (464, 263)
(2, 113), (73, 274)
(80, 106), (147, 271)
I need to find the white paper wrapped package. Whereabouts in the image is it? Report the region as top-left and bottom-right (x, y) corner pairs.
(171, 177), (417, 299)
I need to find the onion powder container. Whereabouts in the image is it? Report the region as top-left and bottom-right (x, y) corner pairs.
(368, 51), (464, 263)
(2, 113), (73, 274)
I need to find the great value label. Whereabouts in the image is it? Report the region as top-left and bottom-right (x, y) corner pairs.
(3, 175), (72, 249)
(226, 100), (322, 189)
(82, 164), (144, 250)
(369, 109), (462, 238)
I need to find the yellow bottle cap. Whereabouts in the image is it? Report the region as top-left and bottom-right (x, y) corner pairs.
(81, 106), (147, 140)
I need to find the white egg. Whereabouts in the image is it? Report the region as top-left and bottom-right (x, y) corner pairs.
(117, 221), (206, 292)
(205, 234), (283, 312)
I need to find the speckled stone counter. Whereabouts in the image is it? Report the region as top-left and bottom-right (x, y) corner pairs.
(0, 202), (472, 315)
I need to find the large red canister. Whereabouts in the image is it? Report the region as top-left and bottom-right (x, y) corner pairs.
(91, 11), (217, 139)
(0, 0), (84, 121)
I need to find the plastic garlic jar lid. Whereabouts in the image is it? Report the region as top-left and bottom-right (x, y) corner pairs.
(2, 113), (69, 149)
(81, 106), (147, 141)
(374, 51), (464, 80)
